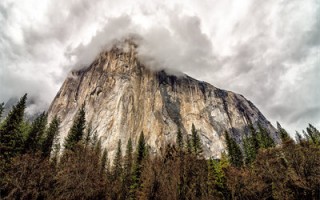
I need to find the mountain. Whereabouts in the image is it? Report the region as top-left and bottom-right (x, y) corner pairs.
(47, 41), (279, 158)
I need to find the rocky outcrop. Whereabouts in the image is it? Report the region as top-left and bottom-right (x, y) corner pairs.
(48, 42), (278, 158)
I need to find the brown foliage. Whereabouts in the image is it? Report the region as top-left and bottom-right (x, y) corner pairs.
(53, 145), (106, 200)
(1, 153), (55, 200)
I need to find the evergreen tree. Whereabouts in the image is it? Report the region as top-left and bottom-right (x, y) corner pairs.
(186, 134), (192, 154)
(136, 132), (146, 164)
(295, 131), (303, 144)
(124, 138), (133, 178)
(176, 128), (183, 150)
(306, 124), (320, 145)
(302, 130), (310, 142)
(64, 104), (86, 151)
(277, 122), (292, 143)
(0, 102), (4, 119)
(257, 124), (275, 148)
(224, 132), (243, 167)
(130, 132), (147, 198)
(112, 139), (123, 180)
(24, 112), (48, 153)
(249, 125), (260, 153)
(41, 116), (60, 158)
(191, 124), (202, 156)
(121, 138), (133, 199)
(243, 135), (256, 165)
(208, 153), (230, 198)
(0, 94), (27, 161)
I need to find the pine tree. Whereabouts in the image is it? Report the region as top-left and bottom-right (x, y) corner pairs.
(64, 104), (86, 151)
(136, 132), (146, 164)
(186, 134), (192, 154)
(0, 102), (4, 119)
(295, 131), (303, 144)
(112, 139), (123, 180)
(177, 128), (186, 200)
(124, 138), (133, 178)
(176, 128), (183, 150)
(257, 124), (275, 148)
(191, 124), (202, 156)
(41, 116), (60, 158)
(130, 132), (147, 198)
(0, 94), (27, 161)
(208, 153), (229, 198)
(243, 135), (256, 165)
(277, 122), (292, 143)
(121, 138), (133, 200)
(306, 124), (320, 145)
(249, 125), (260, 153)
(224, 132), (243, 167)
(24, 112), (48, 153)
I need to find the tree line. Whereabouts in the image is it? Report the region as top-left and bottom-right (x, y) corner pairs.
(0, 94), (319, 199)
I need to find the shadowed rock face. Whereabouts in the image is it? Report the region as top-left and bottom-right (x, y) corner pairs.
(48, 43), (279, 158)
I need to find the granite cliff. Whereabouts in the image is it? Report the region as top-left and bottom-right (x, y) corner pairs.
(48, 42), (279, 158)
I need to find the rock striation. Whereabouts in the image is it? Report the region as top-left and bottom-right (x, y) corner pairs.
(48, 42), (279, 158)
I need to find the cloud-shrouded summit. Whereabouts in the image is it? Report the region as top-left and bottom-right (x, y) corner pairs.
(0, 0), (319, 133)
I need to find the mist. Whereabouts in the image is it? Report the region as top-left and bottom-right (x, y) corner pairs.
(0, 0), (319, 133)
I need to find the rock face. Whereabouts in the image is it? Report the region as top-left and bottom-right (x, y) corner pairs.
(48, 43), (278, 158)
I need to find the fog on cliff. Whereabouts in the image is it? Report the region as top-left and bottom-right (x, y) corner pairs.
(0, 0), (319, 134)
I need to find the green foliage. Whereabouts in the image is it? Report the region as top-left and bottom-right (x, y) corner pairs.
(112, 139), (123, 180)
(186, 134), (192, 154)
(41, 116), (60, 158)
(191, 124), (202, 156)
(121, 138), (133, 199)
(208, 153), (230, 198)
(130, 132), (147, 198)
(1, 116), (320, 200)
(64, 104), (86, 151)
(295, 131), (303, 144)
(243, 135), (256, 165)
(0, 102), (4, 119)
(225, 132), (243, 167)
(124, 138), (133, 176)
(24, 112), (48, 153)
(176, 128), (183, 150)
(277, 122), (292, 143)
(306, 124), (320, 145)
(0, 94), (27, 161)
(243, 124), (275, 165)
(257, 124), (275, 148)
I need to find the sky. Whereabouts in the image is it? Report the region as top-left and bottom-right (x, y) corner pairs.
(0, 0), (319, 134)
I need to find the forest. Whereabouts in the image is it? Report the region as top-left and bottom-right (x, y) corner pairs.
(0, 94), (320, 200)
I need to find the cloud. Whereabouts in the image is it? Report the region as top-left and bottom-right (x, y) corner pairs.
(0, 0), (319, 133)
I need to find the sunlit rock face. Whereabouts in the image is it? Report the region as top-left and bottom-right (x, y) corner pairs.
(48, 42), (279, 159)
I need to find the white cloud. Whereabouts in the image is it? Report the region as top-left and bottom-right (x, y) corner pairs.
(0, 0), (319, 134)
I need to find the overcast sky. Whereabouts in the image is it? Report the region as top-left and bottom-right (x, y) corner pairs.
(0, 0), (319, 134)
